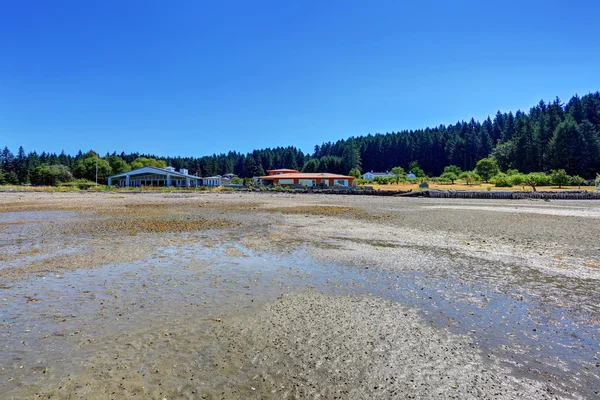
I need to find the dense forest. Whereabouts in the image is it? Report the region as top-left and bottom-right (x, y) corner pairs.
(1, 91), (599, 184)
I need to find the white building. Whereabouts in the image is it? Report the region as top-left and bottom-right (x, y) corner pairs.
(362, 170), (396, 180)
(108, 166), (200, 187)
(108, 166), (223, 188)
(202, 176), (223, 187)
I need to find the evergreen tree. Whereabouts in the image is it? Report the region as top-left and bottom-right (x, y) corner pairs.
(1, 91), (599, 183)
(301, 159), (320, 173)
(1, 146), (14, 171)
(15, 146), (28, 183)
(341, 140), (361, 174)
(547, 116), (584, 175)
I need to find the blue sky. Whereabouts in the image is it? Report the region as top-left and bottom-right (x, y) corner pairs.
(1, 0), (599, 157)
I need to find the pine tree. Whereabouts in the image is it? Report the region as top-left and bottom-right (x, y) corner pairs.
(1, 146), (14, 171)
(15, 146), (28, 183)
(547, 116), (584, 175)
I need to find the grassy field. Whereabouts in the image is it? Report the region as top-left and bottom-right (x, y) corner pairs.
(364, 182), (596, 192)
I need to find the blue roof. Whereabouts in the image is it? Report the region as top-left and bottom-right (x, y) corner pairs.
(109, 166), (201, 180)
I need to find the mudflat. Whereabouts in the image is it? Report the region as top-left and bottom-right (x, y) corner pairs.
(0, 191), (598, 399)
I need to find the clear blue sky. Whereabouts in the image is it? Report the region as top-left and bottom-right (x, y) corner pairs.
(1, 0), (599, 157)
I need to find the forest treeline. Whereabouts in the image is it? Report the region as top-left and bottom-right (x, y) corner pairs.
(1, 91), (599, 184)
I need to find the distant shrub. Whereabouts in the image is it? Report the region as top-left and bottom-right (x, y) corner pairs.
(569, 175), (587, 188)
(59, 178), (96, 189)
(475, 157), (500, 182)
(550, 169), (570, 188)
(373, 176), (394, 185)
(30, 165), (73, 186)
(440, 172), (458, 183)
(492, 173), (513, 187)
(348, 168), (361, 179)
(443, 165), (462, 176)
(524, 172), (549, 192)
(509, 173), (526, 189)
(459, 172), (479, 185)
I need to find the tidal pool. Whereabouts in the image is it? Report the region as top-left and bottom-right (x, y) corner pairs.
(1, 237), (598, 399)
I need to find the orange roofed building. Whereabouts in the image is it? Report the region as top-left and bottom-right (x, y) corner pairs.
(266, 169), (301, 175)
(260, 170), (356, 187)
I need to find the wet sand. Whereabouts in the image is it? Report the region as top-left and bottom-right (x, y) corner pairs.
(0, 192), (599, 399)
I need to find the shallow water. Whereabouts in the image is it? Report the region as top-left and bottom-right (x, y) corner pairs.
(0, 240), (359, 397)
(1, 237), (599, 398)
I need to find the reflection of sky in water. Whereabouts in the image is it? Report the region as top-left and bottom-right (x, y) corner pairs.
(0, 210), (82, 223)
(0, 240), (598, 397)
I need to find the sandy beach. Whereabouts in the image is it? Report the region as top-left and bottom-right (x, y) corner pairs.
(0, 191), (598, 399)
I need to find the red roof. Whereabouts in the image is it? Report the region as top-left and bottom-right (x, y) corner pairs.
(260, 172), (354, 180)
(266, 169), (300, 175)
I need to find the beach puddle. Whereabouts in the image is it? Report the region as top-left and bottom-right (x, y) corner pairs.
(0, 240), (362, 398)
(0, 238), (598, 398)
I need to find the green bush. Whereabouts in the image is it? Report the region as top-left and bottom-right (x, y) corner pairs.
(1, 170), (19, 185)
(510, 173), (526, 189)
(373, 176), (394, 185)
(348, 168), (361, 179)
(570, 175), (587, 188)
(440, 172), (458, 183)
(459, 171), (480, 185)
(443, 165), (462, 176)
(550, 169), (571, 188)
(59, 178), (97, 189)
(390, 166), (407, 183)
(408, 161), (426, 178)
(524, 172), (549, 192)
(475, 158), (500, 182)
(492, 173), (513, 187)
(30, 165), (74, 186)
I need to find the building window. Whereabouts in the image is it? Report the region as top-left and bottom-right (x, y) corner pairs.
(299, 179), (316, 187)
